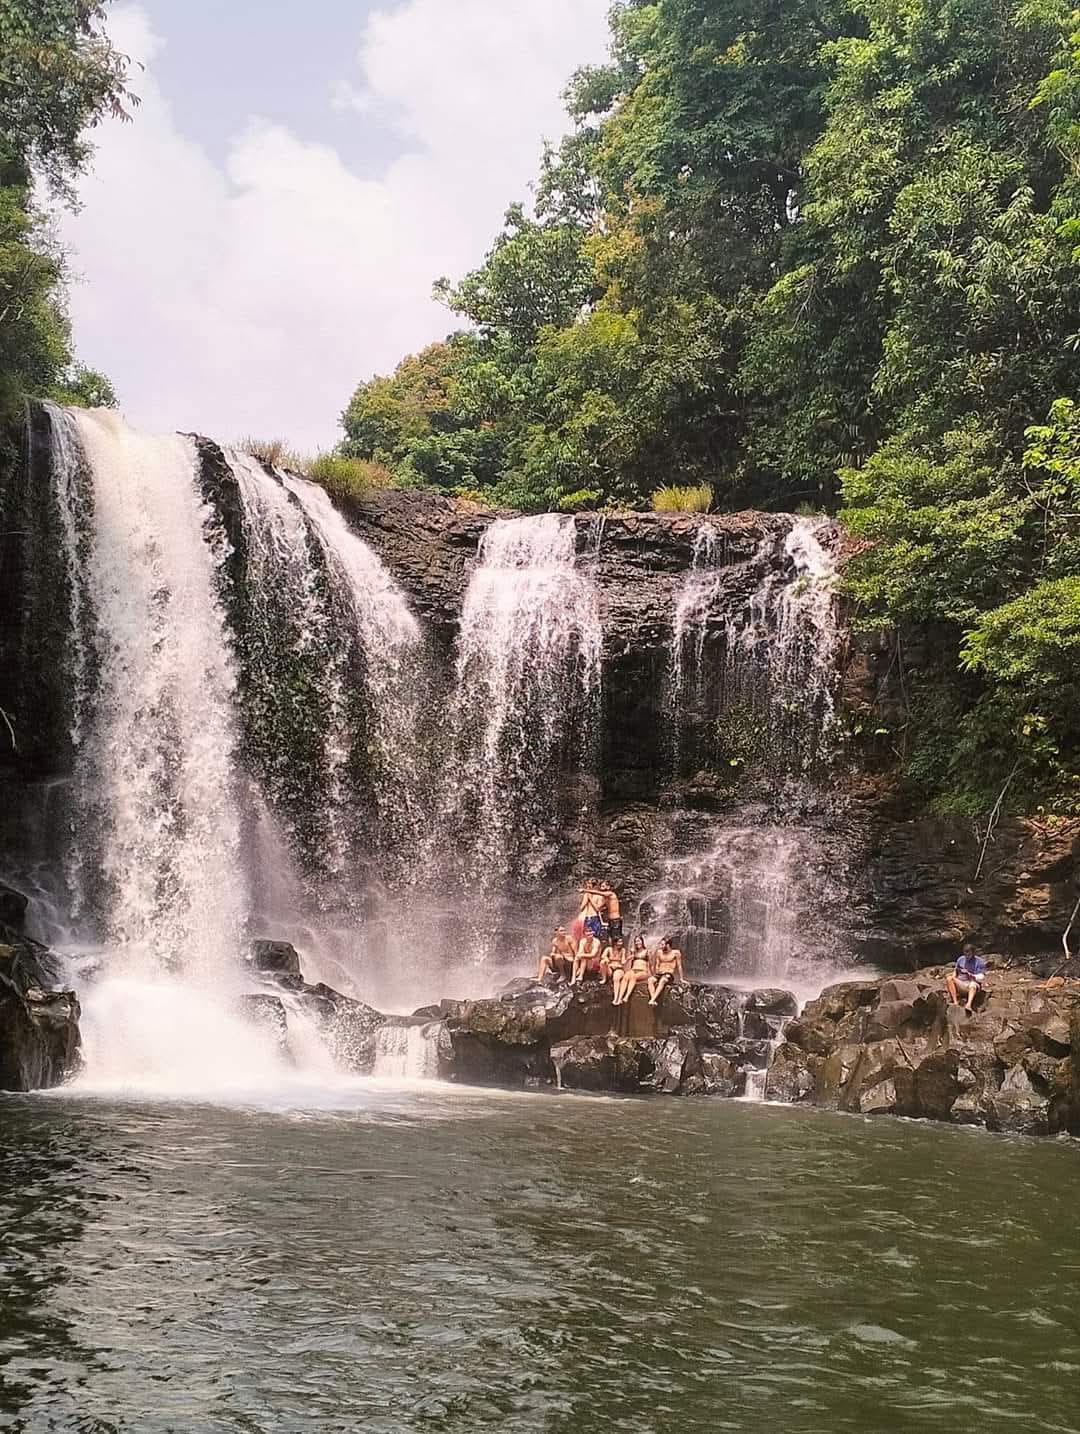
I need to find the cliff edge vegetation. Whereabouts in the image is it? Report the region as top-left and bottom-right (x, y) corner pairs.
(339, 0), (1080, 815)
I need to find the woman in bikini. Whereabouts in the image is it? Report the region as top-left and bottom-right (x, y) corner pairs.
(614, 934), (651, 1005)
(648, 938), (684, 1006)
(601, 936), (627, 991)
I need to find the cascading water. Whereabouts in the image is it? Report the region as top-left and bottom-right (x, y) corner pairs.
(655, 516), (852, 997)
(35, 409), (307, 1092)
(67, 409), (248, 975)
(371, 1022), (442, 1080)
(444, 514), (602, 889)
(281, 473), (426, 864)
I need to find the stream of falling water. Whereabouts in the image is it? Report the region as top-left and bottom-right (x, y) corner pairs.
(652, 516), (852, 994)
(46, 410), (304, 1092)
(442, 514), (602, 890)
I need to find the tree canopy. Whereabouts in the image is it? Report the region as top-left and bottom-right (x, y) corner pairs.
(341, 0), (1080, 810)
(0, 0), (130, 429)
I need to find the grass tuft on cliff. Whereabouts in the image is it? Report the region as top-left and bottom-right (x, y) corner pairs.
(241, 436), (306, 471)
(650, 484), (713, 513)
(241, 439), (391, 502)
(306, 452), (392, 502)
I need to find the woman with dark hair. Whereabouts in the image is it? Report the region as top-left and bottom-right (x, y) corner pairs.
(614, 934), (651, 1005)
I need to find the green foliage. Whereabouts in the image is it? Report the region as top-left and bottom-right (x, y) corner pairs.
(0, 1), (129, 430)
(651, 483), (713, 513)
(305, 452), (390, 503)
(242, 436), (306, 471)
(337, 0), (1080, 806)
(0, 0), (134, 190)
(52, 362), (117, 408)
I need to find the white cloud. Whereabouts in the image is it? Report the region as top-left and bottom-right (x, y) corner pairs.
(61, 1), (611, 449)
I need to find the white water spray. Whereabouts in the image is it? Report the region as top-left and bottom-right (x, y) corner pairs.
(446, 514), (602, 883)
(371, 1022), (441, 1080)
(70, 410), (247, 979)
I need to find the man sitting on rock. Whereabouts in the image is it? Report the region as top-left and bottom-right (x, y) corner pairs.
(648, 938), (684, 1006)
(947, 947), (988, 1012)
(571, 928), (604, 985)
(536, 927), (576, 984)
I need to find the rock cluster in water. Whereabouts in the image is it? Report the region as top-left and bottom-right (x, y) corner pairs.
(768, 965), (1080, 1137)
(0, 883), (81, 1091)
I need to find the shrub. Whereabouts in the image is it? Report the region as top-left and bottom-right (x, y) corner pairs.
(242, 436), (306, 471)
(650, 483), (713, 513)
(306, 451), (392, 503)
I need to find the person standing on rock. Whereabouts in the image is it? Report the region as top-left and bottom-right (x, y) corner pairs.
(648, 939), (684, 1006)
(947, 947), (988, 1011)
(602, 881), (622, 941)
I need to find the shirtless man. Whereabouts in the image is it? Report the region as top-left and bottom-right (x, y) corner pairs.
(571, 928), (604, 985)
(572, 880), (602, 943)
(648, 938), (685, 1006)
(536, 926), (576, 983)
(601, 880), (622, 940)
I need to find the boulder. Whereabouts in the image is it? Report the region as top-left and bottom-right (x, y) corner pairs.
(0, 934), (81, 1091)
(239, 994), (289, 1052)
(248, 939), (303, 984)
(291, 983), (388, 1073)
(766, 961), (1080, 1137)
(0, 882), (28, 931)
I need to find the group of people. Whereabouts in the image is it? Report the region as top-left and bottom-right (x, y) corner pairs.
(535, 879), (685, 1007)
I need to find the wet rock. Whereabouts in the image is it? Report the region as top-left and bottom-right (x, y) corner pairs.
(767, 961), (1080, 1137)
(551, 1036), (652, 1093)
(766, 1044), (816, 1102)
(239, 994), (289, 1052)
(699, 1050), (746, 1098)
(641, 1032), (701, 1094)
(291, 983), (388, 1073)
(248, 939), (303, 984)
(0, 882), (28, 931)
(0, 932), (81, 1091)
(745, 988), (799, 1018)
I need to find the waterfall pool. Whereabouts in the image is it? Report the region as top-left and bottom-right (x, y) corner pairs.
(2, 1089), (1078, 1433)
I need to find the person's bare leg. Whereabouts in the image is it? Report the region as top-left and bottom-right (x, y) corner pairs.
(647, 976), (659, 1005)
(965, 984), (977, 1012)
(946, 975), (959, 1005)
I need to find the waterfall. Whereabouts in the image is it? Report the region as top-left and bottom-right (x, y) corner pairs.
(656, 516), (851, 994)
(65, 409), (248, 978)
(371, 1022), (441, 1080)
(282, 473), (426, 863)
(727, 517), (842, 770)
(225, 455), (425, 886)
(671, 516), (841, 775)
(444, 514), (602, 886)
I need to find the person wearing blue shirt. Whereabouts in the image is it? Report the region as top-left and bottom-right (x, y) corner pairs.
(947, 947), (988, 1011)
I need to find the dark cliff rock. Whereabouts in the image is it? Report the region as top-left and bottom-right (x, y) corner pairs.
(851, 812), (1080, 968)
(435, 977), (780, 1093)
(767, 965), (1080, 1136)
(0, 895), (81, 1091)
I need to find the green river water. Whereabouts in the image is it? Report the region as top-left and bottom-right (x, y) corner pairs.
(1, 1087), (1078, 1433)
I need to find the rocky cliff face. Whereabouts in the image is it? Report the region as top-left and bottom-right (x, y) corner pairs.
(329, 485), (1080, 975)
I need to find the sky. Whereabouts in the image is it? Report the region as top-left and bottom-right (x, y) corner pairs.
(59, 0), (612, 449)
